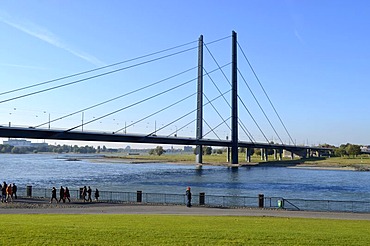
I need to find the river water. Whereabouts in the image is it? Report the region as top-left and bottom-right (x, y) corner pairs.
(0, 154), (369, 201)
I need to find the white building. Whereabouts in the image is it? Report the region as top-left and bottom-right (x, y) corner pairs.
(2, 139), (48, 148)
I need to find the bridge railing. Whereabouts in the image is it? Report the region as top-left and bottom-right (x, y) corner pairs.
(14, 187), (370, 213)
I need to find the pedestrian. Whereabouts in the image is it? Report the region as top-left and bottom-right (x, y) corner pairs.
(1, 182), (7, 203)
(6, 183), (12, 202)
(87, 186), (92, 202)
(64, 187), (71, 202)
(12, 183), (17, 199)
(59, 186), (65, 203)
(186, 186), (192, 207)
(81, 186), (87, 202)
(50, 187), (58, 203)
(94, 188), (100, 202)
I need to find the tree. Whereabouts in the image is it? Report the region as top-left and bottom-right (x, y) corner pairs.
(204, 146), (212, 155)
(346, 144), (361, 157)
(334, 147), (347, 157)
(149, 149), (155, 155)
(152, 146), (165, 156)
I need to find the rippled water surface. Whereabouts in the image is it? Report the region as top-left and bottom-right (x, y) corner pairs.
(0, 154), (369, 201)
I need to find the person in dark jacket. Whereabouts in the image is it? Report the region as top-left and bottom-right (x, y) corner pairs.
(50, 187), (58, 203)
(12, 183), (17, 199)
(64, 187), (71, 202)
(1, 182), (6, 203)
(186, 187), (192, 207)
(59, 186), (65, 203)
(87, 186), (92, 202)
(94, 188), (100, 202)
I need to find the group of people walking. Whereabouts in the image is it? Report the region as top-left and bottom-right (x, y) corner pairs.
(50, 185), (99, 203)
(50, 186), (71, 203)
(1, 181), (17, 203)
(81, 186), (99, 202)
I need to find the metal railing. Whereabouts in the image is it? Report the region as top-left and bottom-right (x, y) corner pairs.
(12, 187), (370, 213)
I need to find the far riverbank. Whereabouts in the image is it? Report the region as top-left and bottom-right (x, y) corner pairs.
(96, 154), (370, 171)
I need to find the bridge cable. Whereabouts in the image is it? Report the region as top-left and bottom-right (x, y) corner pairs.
(0, 46), (199, 105)
(238, 95), (270, 143)
(117, 65), (232, 136)
(0, 35), (230, 97)
(148, 89), (232, 137)
(65, 76), (197, 132)
(203, 42), (232, 86)
(203, 118), (221, 140)
(34, 66), (197, 128)
(0, 40), (198, 97)
(167, 119), (196, 138)
(203, 116), (231, 140)
(114, 92), (196, 134)
(238, 119), (256, 143)
(237, 42), (295, 145)
(238, 69), (284, 144)
(204, 42), (259, 143)
(203, 93), (231, 130)
(66, 64), (230, 132)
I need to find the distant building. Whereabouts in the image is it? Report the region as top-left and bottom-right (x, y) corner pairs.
(361, 146), (370, 153)
(2, 139), (48, 148)
(184, 146), (193, 152)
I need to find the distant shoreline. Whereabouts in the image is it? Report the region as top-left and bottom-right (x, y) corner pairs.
(82, 155), (370, 171)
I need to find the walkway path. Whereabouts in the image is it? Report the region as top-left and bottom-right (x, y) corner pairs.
(1, 198), (370, 221)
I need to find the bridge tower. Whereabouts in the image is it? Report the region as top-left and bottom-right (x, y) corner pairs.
(196, 35), (204, 164)
(231, 31), (238, 164)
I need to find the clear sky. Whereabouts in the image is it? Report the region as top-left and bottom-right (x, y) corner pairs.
(1, 1), (370, 148)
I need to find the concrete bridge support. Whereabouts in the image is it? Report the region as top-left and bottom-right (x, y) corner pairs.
(245, 148), (252, 162)
(226, 147), (231, 163)
(279, 149), (283, 160)
(264, 148), (269, 161)
(274, 149), (278, 160)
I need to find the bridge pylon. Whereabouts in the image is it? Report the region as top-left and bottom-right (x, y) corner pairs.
(196, 35), (204, 164)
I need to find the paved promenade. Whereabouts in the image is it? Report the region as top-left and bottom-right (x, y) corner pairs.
(1, 198), (370, 220)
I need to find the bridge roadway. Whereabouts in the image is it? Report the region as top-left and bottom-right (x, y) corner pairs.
(0, 126), (329, 155)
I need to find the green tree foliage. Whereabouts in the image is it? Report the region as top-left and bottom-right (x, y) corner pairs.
(345, 144), (361, 157)
(204, 146), (212, 155)
(333, 143), (361, 157)
(334, 146), (347, 157)
(150, 146), (165, 156)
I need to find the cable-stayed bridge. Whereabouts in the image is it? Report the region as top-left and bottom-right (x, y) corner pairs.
(0, 31), (331, 165)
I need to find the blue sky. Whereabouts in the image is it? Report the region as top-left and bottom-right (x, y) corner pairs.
(1, 1), (370, 148)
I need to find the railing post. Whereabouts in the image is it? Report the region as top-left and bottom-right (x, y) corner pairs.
(26, 185), (32, 197)
(199, 192), (205, 205)
(258, 194), (264, 208)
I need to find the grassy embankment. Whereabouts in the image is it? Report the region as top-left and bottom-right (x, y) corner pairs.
(105, 152), (370, 170)
(1, 214), (370, 245)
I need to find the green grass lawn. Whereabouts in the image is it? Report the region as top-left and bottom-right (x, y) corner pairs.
(1, 214), (369, 245)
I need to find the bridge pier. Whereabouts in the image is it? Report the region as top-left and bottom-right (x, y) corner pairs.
(245, 148), (252, 162)
(279, 149), (283, 160)
(274, 149), (278, 160)
(260, 148), (264, 161)
(264, 148), (268, 161)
